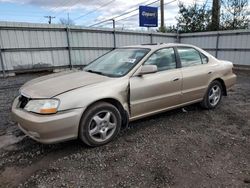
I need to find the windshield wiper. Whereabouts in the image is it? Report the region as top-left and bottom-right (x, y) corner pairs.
(85, 69), (117, 77)
(85, 69), (104, 75)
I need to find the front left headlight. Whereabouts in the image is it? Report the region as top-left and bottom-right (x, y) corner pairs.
(24, 99), (60, 114)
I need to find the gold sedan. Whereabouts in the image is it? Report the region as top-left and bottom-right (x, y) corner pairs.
(12, 43), (236, 147)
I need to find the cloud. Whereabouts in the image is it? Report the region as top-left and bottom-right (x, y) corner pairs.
(0, 0), (208, 29)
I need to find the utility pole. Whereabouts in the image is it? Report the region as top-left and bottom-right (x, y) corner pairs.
(111, 19), (116, 48)
(111, 19), (115, 29)
(160, 0), (164, 28)
(44, 16), (55, 24)
(211, 0), (220, 31)
(67, 12), (70, 26)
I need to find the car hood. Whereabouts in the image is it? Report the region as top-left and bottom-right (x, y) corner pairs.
(20, 70), (111, 98)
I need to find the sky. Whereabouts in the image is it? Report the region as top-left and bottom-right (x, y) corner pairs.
(0, 0), (213, 30)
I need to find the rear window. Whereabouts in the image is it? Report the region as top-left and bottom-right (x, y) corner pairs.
(201, 53), (208, 64)
(177, 47), (202, 67)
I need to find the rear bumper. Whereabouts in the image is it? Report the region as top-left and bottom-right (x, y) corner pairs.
(223, 73), (237, 90)
(11, 97), (84, 144)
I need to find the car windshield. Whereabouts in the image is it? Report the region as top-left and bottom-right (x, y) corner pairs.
(84, 48), (150, 77)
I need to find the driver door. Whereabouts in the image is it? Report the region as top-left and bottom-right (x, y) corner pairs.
(129, 48), (182, 119)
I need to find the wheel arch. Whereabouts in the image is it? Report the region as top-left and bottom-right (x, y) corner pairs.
(80, 98), (129, 131)
(211, 78), (227, 96)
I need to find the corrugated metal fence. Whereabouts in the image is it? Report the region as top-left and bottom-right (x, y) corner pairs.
(180, 30), (250, 67)
(0, 21), (249, 76)
(0, 22), (175, 76)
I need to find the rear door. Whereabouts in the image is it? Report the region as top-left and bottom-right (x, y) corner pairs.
(129, 47), (182, 118)
(176, 47), (211, 103)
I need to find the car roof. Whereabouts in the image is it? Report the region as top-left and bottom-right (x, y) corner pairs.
(122, 43), (198, 50)
(120, 43), (215, 61)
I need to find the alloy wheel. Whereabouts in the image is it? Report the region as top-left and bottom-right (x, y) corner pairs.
(208, 85), (221, 107)
(88, 110), (117, 143)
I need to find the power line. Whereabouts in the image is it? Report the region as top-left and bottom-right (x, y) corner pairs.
(52, 0), (82, 20)
(89, 0), (160, 27)
(41, 0), (85, 24)
(73, 0), (116, 21)
(38, 1), (72, 22)
(116, 0), (176, 22)
(49, 0), (72, 14)
(89, 0), (159, 27)
(53, 0), (83, 18)
(98, 0), (176, 30)
(40, 0), (71, 20)
(178, 0), (212, 6)
(116, 13), (138, 22)
(0, 1), (81, 22)
(84, 0), (154, 25)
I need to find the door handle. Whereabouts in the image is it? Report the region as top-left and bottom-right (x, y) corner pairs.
(172, 78), (180, 82)
(208, 71), (212, 74)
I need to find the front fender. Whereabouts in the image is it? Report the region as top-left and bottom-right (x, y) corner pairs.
(56, 78), (130, 114)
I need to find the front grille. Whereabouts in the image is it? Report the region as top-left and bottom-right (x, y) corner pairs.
(19, 95), (29, 108)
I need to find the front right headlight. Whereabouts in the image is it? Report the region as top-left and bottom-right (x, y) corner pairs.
(24, 99), (60, 114)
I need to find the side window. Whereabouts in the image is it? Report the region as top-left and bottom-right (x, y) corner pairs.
(144, 48), (177, 71)
(200, 53), (208, 64)
(177, 47), (202, 67)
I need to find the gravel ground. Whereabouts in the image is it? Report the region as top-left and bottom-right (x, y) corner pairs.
(0, 70), (249, 188)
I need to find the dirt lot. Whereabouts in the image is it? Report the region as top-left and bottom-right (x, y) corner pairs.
(0, 70), (249, 188)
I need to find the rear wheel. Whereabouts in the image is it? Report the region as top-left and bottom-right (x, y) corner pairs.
(201, 80), (223, 109)
(79, 102), (121, 147)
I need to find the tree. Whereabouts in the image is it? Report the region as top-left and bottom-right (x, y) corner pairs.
(158, 26), (168, 33)
(157, 25), (176, 33)
(211, 0), (220, 31)
(59, 18), (75, 26)
(220, 0), (249, 30)
(176, 2), (212, 33)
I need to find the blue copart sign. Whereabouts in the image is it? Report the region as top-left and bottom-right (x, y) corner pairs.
(139, 6), (158, 27)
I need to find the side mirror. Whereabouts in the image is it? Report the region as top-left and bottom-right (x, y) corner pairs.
(138, 65), (158, 75)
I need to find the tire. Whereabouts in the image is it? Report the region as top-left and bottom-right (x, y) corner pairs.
(201, 80), (223, 109)
(79, 102), (122, 147)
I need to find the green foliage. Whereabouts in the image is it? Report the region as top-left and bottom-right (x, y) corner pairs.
(175, 0), (249, 32)
(157, 25), (176, 33)
(176, 2), (212, 33)
(158, 26), (168, 33)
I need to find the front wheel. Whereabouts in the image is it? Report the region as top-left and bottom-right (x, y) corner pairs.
(201, 80), (223, 109)
(79, 102), (121, 147)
